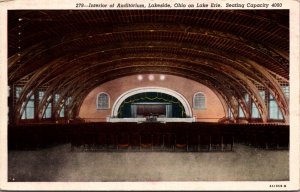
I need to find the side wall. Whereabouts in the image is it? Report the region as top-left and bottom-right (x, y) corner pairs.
(79, 74), (225, 122)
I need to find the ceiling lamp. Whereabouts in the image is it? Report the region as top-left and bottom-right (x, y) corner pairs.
(148, 74), (154, 81)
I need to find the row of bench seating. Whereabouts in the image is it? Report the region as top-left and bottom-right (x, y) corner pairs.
(8, 122), (289, 151)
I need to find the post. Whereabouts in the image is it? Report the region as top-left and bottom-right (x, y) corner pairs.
(174, 135), (176, 151)
(231, 136), (234, 151)
(209, 136), (212, 151)
(139, 135), (141, 151)
(151, 134), (153, 151)
(221, 136), (224, 151)
(186, 135), (188, 152)
(198, 135), (200, 152)
(162, 134), (165, 149)
(116, 135), (118, 150)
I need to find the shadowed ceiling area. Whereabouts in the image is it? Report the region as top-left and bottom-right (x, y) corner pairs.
(8, 10), (289, 124)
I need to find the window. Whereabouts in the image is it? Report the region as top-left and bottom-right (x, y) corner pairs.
(251, 102), (261, 118)
(59, 97), (72, 118)
(15, 87), (22, 99)
(66, 97), (72, 106)
(244, 93), (249, 104)
(43, 96), (52, 119)
(54, 94), (66, 117)
(97, 93), (109, 109)
(54, 94), (60, 104)
(228, 107), (233, 119)
(238, 106), (245, 118)
(43, 102), (52, 118)
(259, 90), (265, 101)
(21, 94), (34, 119)
(38, 91), (44, 103)
(281, 85), (289, 99)
(59, 106), (65, 117)
(269, 94), (283, 120)
(193, 92), (206, 110)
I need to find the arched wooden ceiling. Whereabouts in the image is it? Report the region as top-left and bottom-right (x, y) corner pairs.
(8, 10), (289, 122)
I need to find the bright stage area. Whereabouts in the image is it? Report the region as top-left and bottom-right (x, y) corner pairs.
(108, 117), (195, 123)
(8, 144), (288, 182)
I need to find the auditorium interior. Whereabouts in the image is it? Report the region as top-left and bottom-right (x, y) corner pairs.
(7, 10), (290, 182)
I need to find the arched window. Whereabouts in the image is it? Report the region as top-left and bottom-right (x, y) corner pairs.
(97, 92), (110, 109)
(193, 92), (206, 110)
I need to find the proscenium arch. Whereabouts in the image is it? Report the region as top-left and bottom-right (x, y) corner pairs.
(111, 87), (193, 118)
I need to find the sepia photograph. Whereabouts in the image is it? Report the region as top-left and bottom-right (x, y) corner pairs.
(0, 0), (299, 191)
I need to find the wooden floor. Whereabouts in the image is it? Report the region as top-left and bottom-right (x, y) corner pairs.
(8, 144), (289, 182)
